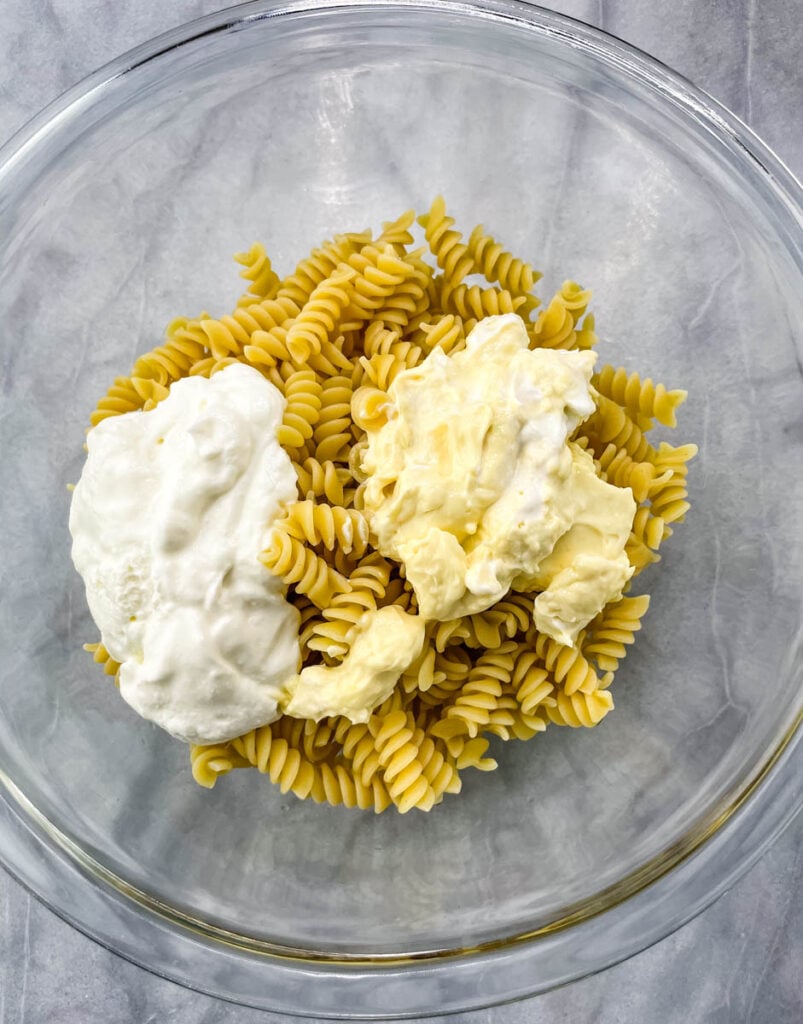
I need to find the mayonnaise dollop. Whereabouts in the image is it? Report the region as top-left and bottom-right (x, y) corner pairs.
(360, 314), (637, 645)
(69, 364), (301, 745)
(282, 606), (426, 722)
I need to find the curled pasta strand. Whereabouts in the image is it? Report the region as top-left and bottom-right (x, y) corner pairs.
(275, 369), (323, 449)
(190, 744), (244, 788)
(528, 281), (595, 350)
(376, 209), (416, 251)
(278, 499), (369, 556)
(243, 326), (295, 369)
(361, 325), (423, 366)
(83, 641), (120, 679)
(455, 737), (498, 772)
(466, 223), (542, 297)
(545, 686), (614, 728)
(533, 632), (604, 697)
(594, 365), (688, 429)
(351, 385), (393, 432)
(285, 268), (356, 364)
(230, 726), (319, 797)
(416, 730), (462, 799)
(313, 374), (354, 463)
(418, 195), (474, 287)
(188, 355), (241, 378)
(234, 242), (280, 305)
(342, 244), (420, 317)
(581, 394), (658, 464)
(354, 351), (413, 392)
(261, 529), (351, 608)
(440, 280), (527, 322)
(293, 456), (352, 505)
(595, 443), (657, 503)
(309, 586), (379, 658)
(372, 254), (433, 330)
(512, 649), (554, 715)
(630, 506), (667, 551)
(401, 644), (446, 695)
(131, 318), (208, 387)
(413, 314), (467, 356)
(583, 595), (651, 672)
(362, 320), (402, 356)
(369, 710), (436, 813)
(435, 642), (518, 738)
(182, 295), (299, 362)
(277, 232), (370, 307)
(90, 375), (169, 426)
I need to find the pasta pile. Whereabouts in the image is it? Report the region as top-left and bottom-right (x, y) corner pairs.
(86, 197), (695, 813)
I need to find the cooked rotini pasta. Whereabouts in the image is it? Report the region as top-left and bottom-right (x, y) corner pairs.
(85, 197), (696, 812)
(466, 223), (542, 305)
(234, 242), (281, 306)
(277, 500), (369, 557)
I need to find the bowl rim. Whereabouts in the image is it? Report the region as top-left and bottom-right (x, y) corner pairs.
(0, 0), (801, 1017)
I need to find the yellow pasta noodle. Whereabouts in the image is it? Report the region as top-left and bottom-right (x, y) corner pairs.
(234, 242), (281, 306)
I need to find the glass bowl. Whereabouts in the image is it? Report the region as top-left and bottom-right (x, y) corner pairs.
(0, 0), (800, 1017)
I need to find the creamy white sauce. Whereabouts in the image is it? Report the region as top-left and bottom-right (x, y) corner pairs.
(70, 364), (301, 745)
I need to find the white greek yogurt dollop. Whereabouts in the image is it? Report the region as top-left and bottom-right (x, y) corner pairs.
(69, 364), (300, 745)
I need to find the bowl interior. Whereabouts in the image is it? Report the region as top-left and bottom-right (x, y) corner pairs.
(0, 3), (801, 956)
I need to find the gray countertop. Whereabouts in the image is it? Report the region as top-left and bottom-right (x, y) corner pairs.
(0, 1), (801, 1022)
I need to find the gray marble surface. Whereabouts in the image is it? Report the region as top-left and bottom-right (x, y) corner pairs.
(0, 1), (801, 1022)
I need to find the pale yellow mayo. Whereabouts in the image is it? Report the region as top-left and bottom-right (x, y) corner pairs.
(282, 606), (426, 722)
(359, 314), (637, 646)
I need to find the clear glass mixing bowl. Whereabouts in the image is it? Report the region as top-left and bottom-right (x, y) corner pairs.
(0, 0), (800, 1017)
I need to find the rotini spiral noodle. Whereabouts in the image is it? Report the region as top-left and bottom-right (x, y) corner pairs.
(511, 648), (554, 715)
(376, 209), (416, 251)
(418, 195), (474, 287)
(261, 529), (350, 608)
(414, 314), (467, 356)
(369, 710), (436, 813)
(83, 641), (120, 679)
(131, 317), (207, 386)
(546, 687), (614, 728)
(440, 280), (527, 322)
(581, 394), (657, 464)
(293, 456), (352, 505)
(594, 365), (687, 429)
(533, 632), (604, 697)
(438, 642), (518, 738)
(190, 744), (244, 788)
(582, 595), (651, 673)
(313, 374), (354, 463)
(528, 281), (596, 351)
(275, 369), (323, 449)
(90, 376), (169, 426)
(466, 223), (542, 297)
(371, 254), (433, 330)
(595, 443), (657, 503)
(344, 244), (420, 317)
(234, 242), (280, 305)
(351, 385), (393, 432)
(285, 267), (355, 363)
(277, 232), (370, 307)
(278, 499), (369, 557)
